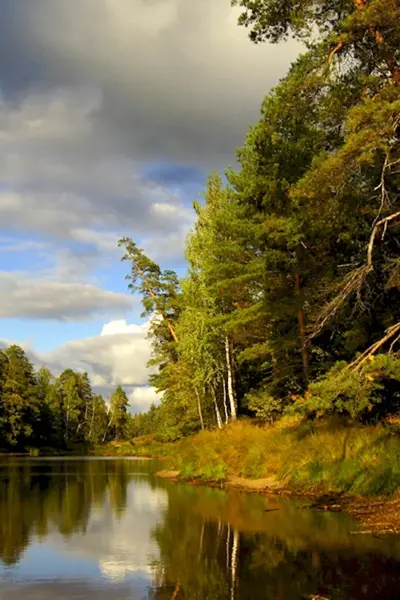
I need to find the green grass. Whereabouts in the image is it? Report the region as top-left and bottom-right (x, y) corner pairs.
(162, 417), (400, 497)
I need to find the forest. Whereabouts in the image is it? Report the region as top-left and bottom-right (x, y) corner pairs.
(127, 0), (400, 441)
(0, 345), (131, 452)
(1, 0), (400, 452)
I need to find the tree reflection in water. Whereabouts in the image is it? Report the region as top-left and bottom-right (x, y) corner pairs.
(1, 459), (400, 600)
(149, 484), (400, 600)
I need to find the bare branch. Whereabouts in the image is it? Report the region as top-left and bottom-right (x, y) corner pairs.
(348, 322), (400, 371)
(367, 211), (400, 269)
(328, 41), (345, 65)
(310, 211), (400, 339)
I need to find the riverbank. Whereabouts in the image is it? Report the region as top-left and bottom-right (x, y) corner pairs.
(98, 418), (400, 535)
(98, 418), (400, 497)
(170, 419), (400, 493)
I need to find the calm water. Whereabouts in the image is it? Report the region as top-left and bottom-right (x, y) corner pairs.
(0, 458), (400, 599)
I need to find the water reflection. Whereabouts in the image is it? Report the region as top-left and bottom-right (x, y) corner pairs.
(0, 458), (400, 599)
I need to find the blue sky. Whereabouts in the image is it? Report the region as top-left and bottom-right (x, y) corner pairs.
(0, 0), (300, 410)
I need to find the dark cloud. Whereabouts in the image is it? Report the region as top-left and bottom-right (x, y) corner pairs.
(0, 273), (134, 321)
(144, 163), (206, 187)
(0, 0), (301, 168)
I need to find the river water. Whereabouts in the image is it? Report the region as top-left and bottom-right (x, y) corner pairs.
(0, 457), (400, 599)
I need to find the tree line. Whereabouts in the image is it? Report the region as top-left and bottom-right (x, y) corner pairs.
(127, 0), (400, 440)
(0, 345), (130, 452)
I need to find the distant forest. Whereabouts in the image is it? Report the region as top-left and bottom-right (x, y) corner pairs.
(0, 345), (131, 452)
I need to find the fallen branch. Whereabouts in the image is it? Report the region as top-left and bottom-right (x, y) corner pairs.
(348, 322), (400, 371)
(309, 266), (368, 340)
(310, 211), (400, 339)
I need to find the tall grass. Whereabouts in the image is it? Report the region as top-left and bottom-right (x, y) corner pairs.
(166, 418), (400, 496)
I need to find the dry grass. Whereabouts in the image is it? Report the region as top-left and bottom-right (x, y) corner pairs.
(94, 436), (171, 458)
(166, 418), (400, 496)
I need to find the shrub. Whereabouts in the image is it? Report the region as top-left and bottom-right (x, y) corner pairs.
(246, 390), (285, 423)
(294, 354), (400, 421)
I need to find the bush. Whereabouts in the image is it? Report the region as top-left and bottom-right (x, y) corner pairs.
(246, 390), (285, 423)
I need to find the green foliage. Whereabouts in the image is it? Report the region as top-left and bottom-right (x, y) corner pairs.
(108, 385), (130, 441)
(119, 0), (400, 444)
(0, 345), (131, 453)
(245, 390), (284, 423)
(295, 354), (400, 421)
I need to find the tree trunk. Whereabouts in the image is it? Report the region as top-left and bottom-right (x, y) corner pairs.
(212, 387), (223, 429)
(222, 378), (229, 424)
(195, 387), (205, 430)
(89, 397), (95, 440)
(294, 273), (309, 384)
(102, 407), (113, 443)
(225, 336), (237, 421)
(65, 400), (70, 444)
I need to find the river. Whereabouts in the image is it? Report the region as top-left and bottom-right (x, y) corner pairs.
(0, 457), (400, 599)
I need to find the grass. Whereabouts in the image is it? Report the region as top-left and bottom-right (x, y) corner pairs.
(94, 435), (171, 458)
(162, 417), (400, 497)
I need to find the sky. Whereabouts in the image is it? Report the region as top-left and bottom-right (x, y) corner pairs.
(0, 0), (300, 411)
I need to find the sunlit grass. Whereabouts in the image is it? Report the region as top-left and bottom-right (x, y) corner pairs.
(165, 418), (400, 496)
(95, 436), (171, 458)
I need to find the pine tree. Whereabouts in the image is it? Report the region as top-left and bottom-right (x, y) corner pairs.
(1, 346), (39, 448)
(108, 386), (130, 441)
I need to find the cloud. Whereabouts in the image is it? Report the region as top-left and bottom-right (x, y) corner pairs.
(0, 90), (192, 238)
(1, 318), (162, 411)
(0, 1), (301, 169)
(130, 386), (161, 412)
(0, 273), (133, 321)
(0, 1), (301, 388)
(46, 320), (153, 389)
(0, 0), (300, 280)
(0, 237), (46, 253)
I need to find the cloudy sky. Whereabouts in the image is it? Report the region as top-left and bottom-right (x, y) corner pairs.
(0, 0), (300, 410)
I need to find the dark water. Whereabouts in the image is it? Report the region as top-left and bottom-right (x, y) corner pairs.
(0, 458), (400, 600)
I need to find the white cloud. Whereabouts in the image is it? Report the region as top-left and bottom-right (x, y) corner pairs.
(1, 319), (161, 411)
(48, 324), (152, 388)
(130, 386), (161, 412)
(100, 319), (149, 337)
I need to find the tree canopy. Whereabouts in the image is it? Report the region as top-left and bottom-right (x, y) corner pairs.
(0, 345), (132, 452)
(124, 0), (400, 438)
